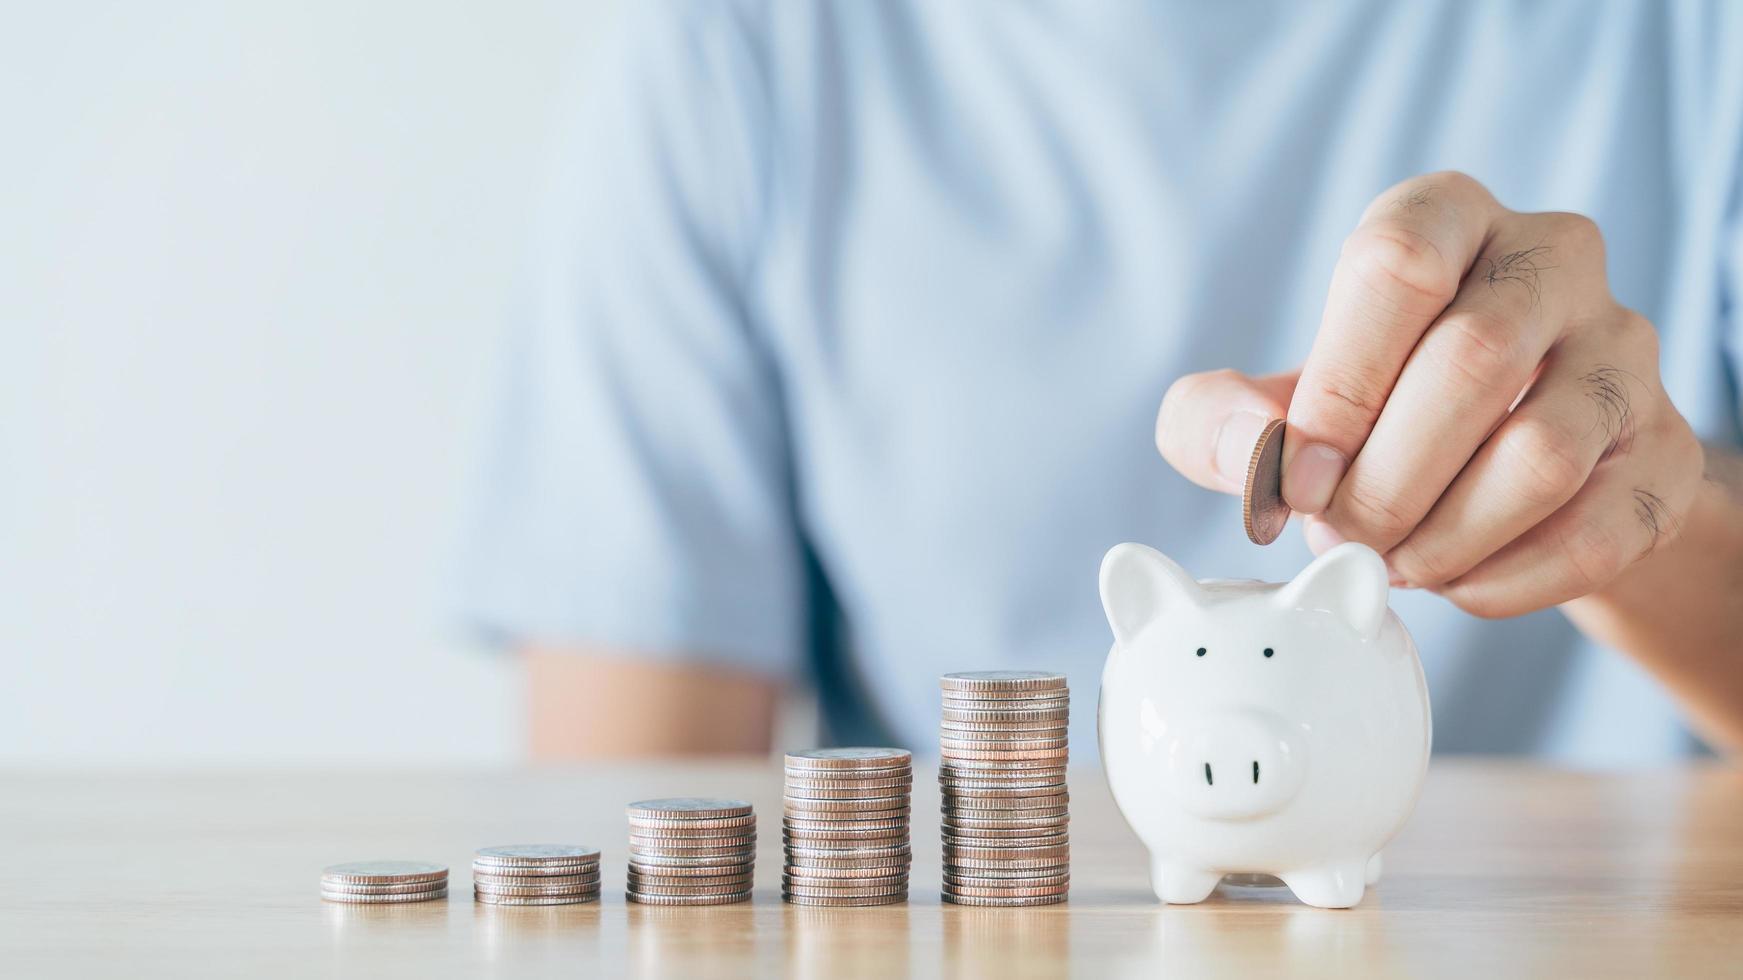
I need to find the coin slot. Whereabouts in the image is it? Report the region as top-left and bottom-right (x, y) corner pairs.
(1204, 762), (1214, 786)
(1196, 647), (1207, 657)
(1253, 761), (1260, 784)
(1263, 647), (1274, 658)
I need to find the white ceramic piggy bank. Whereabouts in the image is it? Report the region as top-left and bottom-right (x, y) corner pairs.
(1097, 541), (1430, 909)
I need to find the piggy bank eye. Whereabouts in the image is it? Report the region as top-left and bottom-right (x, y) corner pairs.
(1263, 647), (1275, 658)
(1195, 647), (1207, 657)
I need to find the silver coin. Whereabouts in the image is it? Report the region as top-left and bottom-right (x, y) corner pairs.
(784, 801), (911, 815)
(944, 870), (1070, 886)
(940, 671), (1067, 690)
(784, 748), (912, 769)
(626, 890), (752, 906)
(472, 870), (601, 888)
(475, 891), (599, 906)
(941, 891), (1067, 907)
(626, 798), (753, 820)
(321, 877), (455, 895)
(629, 833), (757, 849)
(474, 844), (600, 865)
(782, 892), (907, 907)
(626, 860), (756, 877)
(627, 814), (758, 832)
(321, 860), (447, 885)
(783, 866), (910, 882)
(628, 871), (753, 888)
(322, 887), (448, 904)
(474, 882), (602, 897)
(471, 863), (599, 879)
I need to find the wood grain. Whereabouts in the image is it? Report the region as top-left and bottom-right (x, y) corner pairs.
(2, 759), (1738, 977)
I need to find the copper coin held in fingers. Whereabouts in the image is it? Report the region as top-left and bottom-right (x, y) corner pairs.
(1243, 417), (1289, 546)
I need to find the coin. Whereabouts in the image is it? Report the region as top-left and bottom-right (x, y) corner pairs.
(945, 881), (1070, 898)
(626, 861), (755, 878)
(626, 798), (753, 820)
(626, 890), (751, 906)
(634, 871), (756, 889)
(474, 881), (602, 897)
(321, 860), (447, 885)
(941, 782), (1068, 798)
(940, 709), (1070, 725)
(940, 671), (1067, 692)
(321, 878), (454, 895)
(780, 878), (906, 892)
(475, 891), (598, 906)
(783, 800), (910, 816)
(628, 844), (755, 862)
(322, 887), (448, 904)
(942, 892), (1066, 907)
(626, 814), (758, 832)
(630, 830), (759, 847)
(781, 893), (907, 907)
(472, 871), (600, 888)
(940, 736), (1070, 752)
(785, 748), (912, 769)
(780, 864), (906, 882)
(1242, 416), (1288, 546)
(627, 853), (757, 869)
(944, 870), (1070, 886)
(782, 816), (910, 832)
(627, 820), (759, 838)
(474, 845), (600, 866)
(783, 785), (912, 801)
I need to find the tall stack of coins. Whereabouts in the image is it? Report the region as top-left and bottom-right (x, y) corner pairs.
(625, 798), (756, 905)
(320, 860), (448, 904)
(939, 671), (1070, 907)
(472, 844), (601, 906)
(782, 748), (913, 907)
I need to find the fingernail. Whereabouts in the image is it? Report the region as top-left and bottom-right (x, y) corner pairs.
(1303, 518), (1346, 556)
(1384, 559), (1414, 589)
(1214, 411), (1270, 489)
(1283, 442), (1348, 514)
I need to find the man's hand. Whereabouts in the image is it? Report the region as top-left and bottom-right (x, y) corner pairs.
(1157, 171), (1706, 618)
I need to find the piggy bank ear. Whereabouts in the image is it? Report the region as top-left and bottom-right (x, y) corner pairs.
(1100, 543), (1201, 647)
(1276, 541), (1389, 641)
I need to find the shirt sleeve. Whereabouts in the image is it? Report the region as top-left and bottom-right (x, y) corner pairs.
(457, 1), (803, 680)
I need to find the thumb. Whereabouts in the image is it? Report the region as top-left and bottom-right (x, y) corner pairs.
(1155, 368), (1299, 494)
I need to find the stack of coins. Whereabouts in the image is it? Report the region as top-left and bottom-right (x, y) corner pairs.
(472, 844), (601, 906)
(320, 860), (448, 904)
(782, 748), (913, 907)
(939, 671), (1071, 907)
(625, 798), (756, 905)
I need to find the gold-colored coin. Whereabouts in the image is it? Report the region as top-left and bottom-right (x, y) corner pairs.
(1243, 416), (1289, 545)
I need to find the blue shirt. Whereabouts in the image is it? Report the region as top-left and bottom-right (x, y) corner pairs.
(462, 0), (1743, 765)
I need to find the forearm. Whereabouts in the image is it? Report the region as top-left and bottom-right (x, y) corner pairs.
(1562, 444), (1743, 756)
(524, 648), (781, 759)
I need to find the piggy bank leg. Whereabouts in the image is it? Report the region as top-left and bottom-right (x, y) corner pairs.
(1365, 851), (1383, 886)
(1279, 862), (1368, 909)
(1150, 858), (1221, 904)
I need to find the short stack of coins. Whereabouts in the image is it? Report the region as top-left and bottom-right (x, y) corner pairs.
(472, 844), (601, 906)
(939, 671), (1071, 906)
(782, 748), (914, 906)
(625, 798), (756, 905)
(320, 860), (448, 904)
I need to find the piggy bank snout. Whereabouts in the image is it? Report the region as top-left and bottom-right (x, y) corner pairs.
(1169, 710), (1306, 821)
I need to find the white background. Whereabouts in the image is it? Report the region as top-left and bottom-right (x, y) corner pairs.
(1, 1), (625, 767)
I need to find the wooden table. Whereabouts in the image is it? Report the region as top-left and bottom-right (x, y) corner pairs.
(3, 760), (1739, 978)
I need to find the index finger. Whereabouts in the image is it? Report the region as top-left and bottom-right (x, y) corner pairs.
(1282, 172), (1503, 514)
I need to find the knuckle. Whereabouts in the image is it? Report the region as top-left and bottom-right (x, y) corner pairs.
(1556, 515), (1629, 596)
(1545, 211), (1604, 253)
(1343, 225), (1460, 312)
(1336, 481), (1419, 541)
(1446, 584), (1521, 621)
(1494, 415), (1589, 508)
(1431, 170), (1488, 200)
(1611, 306), (1661, 360)
(1388, 538), (1457, 588)
(1435, 309), (1523, 391)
